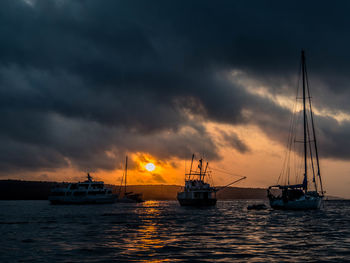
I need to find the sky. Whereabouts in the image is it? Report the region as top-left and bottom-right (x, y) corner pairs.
(1, 0), (350, 198)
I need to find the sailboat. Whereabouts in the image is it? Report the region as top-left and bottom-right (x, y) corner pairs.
(267, 50), (324, 210)
(118, 156), (144, 203)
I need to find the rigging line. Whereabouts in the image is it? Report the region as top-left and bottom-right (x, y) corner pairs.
(288, 105), (301, 184)
(210, 166), (245, 178)
(282, 100), (297, 184)
(293, 127), (302, 184)
(207, 168), (214, 186)
(302, 50), (308, 192)
(297, 113), (305, 183)
(285, 121), (295, 185)
(279, 59), (302, 185)
(216, 177), (247, 192)
(306, 113), (317, 190)
(293, 112), (300, 182)
(296, 150), (304, 184)
(305, 64), (324, 195)
(283, 109), (295, 184)
(295, 110), (304, 184)
(288, 88), (300, 183)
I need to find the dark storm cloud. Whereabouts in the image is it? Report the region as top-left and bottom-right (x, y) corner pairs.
(1, 0), (350, 174)
(219, 130), (250, 154)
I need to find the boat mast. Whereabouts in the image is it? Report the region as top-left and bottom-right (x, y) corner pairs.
(199, 158), (202, 181)
(124, 155), (128, 195)
(302, 50), (308, 192)
(305, 61), (324, 195)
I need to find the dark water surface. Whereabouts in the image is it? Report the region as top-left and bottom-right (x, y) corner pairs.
(0, 200), (349, 262)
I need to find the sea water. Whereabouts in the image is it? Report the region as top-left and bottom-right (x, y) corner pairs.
(0, 200), (349, 262)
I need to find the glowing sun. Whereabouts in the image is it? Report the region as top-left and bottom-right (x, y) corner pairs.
(145, 163), (156, 172)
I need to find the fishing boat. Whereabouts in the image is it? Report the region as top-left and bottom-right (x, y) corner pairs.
(49, 173), (117, 204)
(267, 50), (324, 210)
(177, 154), (246, 206)
(117, 156), (144, 203)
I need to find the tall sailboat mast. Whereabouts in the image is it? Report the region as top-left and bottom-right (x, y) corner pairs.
(305, 56), (324, 195)
(302, 50), (308, 192)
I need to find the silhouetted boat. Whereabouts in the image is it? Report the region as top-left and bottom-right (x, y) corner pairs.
(177, 155), (246, 206)
(49, 173), (117, 204)
(267, 50), (324, 210)
(177, 156), (217, 206)
(117, 156), (144, 203)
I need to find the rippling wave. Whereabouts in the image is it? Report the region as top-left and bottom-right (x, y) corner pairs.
(0, 200), (349, 262)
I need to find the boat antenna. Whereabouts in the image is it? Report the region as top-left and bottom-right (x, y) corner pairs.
(124, 155), (128, 195)
(302, 50), (308, 192)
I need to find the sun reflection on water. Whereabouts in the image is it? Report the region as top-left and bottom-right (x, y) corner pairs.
(125, 201), (167, 259)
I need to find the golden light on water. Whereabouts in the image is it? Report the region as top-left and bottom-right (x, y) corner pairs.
(145, 163), (156, 172)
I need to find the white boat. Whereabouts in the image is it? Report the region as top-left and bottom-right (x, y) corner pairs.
(177, 155), (246, 206)
(267, 50), (324, 210)
(49, 173), (117, 204)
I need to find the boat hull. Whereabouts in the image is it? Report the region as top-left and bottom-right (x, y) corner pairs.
(49, 194), (117, 205)
(269, 196), (322, 210)
(177, 189), (217, 206)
